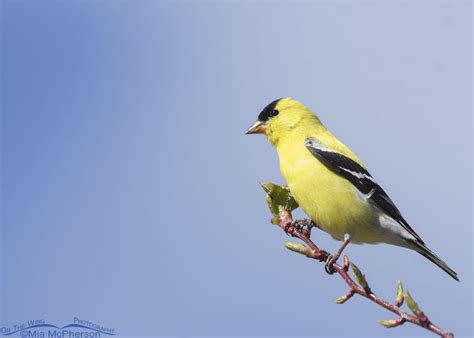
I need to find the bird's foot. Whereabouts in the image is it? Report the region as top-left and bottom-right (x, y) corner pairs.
(283, 219), (310, 236)
(316, 250), (331, 262)
(294, 219), (314, 236)
(325, 233), (351, 274)
(325, 254), (341, 274)
(284, 219), (315, 237)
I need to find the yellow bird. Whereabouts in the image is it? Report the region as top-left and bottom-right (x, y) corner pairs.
(246, 97), (458, 281)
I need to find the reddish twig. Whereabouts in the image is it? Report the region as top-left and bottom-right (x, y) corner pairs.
(276, 210), (454, 338)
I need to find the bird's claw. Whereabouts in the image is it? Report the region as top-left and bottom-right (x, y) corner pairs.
(284, 220), (307, 236)
(325, 233), (351, 274)
(317, 250), (331, 262)
(325, 254), (339, 274)
(284, 219), (314, 237)
(295, 220), (309, 233)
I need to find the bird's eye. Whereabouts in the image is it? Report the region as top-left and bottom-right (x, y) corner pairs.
(271, 109), (279, 117)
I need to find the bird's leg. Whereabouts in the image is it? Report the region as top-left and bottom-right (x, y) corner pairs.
(325, 233), (351, 274)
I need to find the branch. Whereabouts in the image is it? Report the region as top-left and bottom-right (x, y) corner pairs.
(260, 182), (454, 338)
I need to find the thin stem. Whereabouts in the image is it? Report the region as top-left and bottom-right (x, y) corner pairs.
(276, 210), (454, 338)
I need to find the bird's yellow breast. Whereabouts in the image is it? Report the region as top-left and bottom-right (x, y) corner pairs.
(276, 132), (377, 243)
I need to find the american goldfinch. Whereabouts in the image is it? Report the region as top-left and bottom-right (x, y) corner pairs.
(246, 98), (458, 281)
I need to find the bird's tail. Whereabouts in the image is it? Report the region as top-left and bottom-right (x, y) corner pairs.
(412, 241), (459, 281)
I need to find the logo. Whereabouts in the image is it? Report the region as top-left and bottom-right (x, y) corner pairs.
(0, 318), (115, 337)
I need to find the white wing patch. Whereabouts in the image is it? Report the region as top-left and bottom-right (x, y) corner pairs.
(304, 138), (336, 153)
(340, 167), (377, 183)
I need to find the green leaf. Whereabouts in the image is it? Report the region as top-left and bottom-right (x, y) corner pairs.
(378, 319), (400, 328)
(335, 292), (353, 304)
(404, 291), (422, 317)
(395, 280), (404, 306)
(350, 262), (370, 292)
(264, 194), (280, 224)
(284, 242), (312, 257)
(281, 185), (299, 210)
(260, 182), (299, 223)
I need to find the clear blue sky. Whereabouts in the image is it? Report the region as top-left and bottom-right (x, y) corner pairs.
(1, 1), (472, 337)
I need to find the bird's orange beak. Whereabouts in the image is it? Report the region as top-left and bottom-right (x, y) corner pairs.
(245, 121), (266, 135)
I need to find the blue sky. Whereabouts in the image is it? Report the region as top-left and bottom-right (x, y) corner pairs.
(1, 1), (472, 337)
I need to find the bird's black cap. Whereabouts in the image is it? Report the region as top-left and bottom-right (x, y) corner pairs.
(258, 98), (281, 122)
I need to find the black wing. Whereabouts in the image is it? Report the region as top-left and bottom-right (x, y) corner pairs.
(304, 137), (423, 243)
